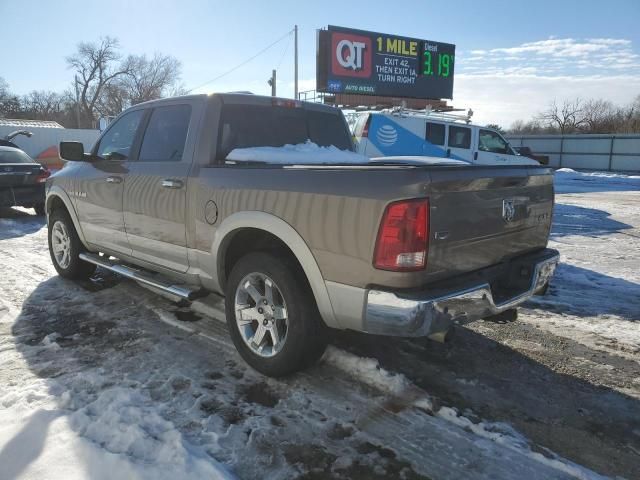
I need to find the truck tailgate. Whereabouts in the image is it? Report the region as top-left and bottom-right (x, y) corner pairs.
(426, 166), (553, 279)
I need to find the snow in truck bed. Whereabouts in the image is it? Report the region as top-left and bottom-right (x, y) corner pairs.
(226, 141), (370, 164)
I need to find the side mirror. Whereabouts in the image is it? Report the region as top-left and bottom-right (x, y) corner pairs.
(59, 141), (85, 161)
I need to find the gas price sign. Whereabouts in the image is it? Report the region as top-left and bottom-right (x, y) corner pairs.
(317, 26), (455, 99)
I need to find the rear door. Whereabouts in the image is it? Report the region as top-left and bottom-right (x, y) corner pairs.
(122, 101), (198, 273)
(75, 108), (145, 255)
(446, 125), (473, 161)
(425, 121), (447, 157)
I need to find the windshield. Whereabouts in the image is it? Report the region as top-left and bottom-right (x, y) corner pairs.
(478, 129), (514, 155)
(0, 149), (35, 164)
(216, 105), (353, 162)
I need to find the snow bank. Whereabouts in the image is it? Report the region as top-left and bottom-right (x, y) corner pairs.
(323, 346), (412, 397)
(555, 168), (640, 178)
(0, 407), (232, 480)
(68, 387), (232, 480)
(226, 140), (369, 164)
(554, 168), (640, 193)
(555, 168), (640, 181)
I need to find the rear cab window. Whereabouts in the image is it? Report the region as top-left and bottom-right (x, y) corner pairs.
(448, 126), (471, 149)
(215, 104), (353, 163)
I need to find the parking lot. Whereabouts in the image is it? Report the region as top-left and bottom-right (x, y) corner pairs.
(0, 169), (638, 479)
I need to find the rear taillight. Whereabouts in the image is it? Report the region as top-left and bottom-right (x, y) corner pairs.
(374, 199), (429, 271)
(36, 168), (51, 183)
(361, 115), (371, 138)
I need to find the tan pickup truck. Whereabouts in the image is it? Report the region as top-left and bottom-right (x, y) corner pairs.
(46, 93), (558, 376)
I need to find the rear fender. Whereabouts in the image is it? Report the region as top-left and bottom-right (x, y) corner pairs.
(210, 211), (340, 329)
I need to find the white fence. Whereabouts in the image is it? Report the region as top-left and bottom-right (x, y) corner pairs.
(0, 126), (100, 159)
(506, 134), (640, 173)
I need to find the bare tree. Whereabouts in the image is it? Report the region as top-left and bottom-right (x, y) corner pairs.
(122, 53), (182, 105)
(537, 98), (587, 134)
(509, 119), (547, 135)
(581, 99), (616, 133)
(0, 77), (21, 118)
(66, 37), (132, 127)
(95, 53), (183, 118)
(21, 91), (65, 120)
(95, 83), (129, 119)
(486, 123), (506, 134)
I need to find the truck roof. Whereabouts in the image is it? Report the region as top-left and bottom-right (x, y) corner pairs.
(133, 92), (341, 115)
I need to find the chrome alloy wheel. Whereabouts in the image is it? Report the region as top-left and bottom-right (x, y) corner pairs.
(234, 272), (288, 358)
(51, 220), (72, 269)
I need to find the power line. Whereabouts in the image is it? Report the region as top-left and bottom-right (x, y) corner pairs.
(187, 29), (294, 93)
(276, 32), (293, 70)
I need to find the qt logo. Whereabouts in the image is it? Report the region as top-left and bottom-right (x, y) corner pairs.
(331, 32), (371, 78)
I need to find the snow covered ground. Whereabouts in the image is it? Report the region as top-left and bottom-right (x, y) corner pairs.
(0, 169), (639, 479)
(527, 169), (640, 358)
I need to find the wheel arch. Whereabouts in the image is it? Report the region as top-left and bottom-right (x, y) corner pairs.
(211, 211), (339, 329)
(45, 187), (90, 249)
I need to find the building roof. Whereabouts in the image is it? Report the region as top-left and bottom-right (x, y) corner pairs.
(0, 118), (64, 129)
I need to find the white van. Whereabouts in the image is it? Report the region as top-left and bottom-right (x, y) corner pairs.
(352, 109), (539, 165)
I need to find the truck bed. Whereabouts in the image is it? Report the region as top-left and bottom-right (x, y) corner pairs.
(194, 162), (554, 290)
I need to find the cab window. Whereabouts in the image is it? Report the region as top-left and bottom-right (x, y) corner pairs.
(448, 126), (471, 149)
(96, 109), (145, 161)
(139, 104), (192, 162)
(478, 129), (512, 154)
(426, 122), (445, 145)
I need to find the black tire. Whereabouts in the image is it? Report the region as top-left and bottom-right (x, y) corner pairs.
(225, 252), (327, 377)
(48, 208), (96, 280)
(34, 202), (45, 216)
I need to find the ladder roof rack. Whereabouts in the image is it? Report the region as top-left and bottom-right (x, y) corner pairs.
(379, 106), (475, 124)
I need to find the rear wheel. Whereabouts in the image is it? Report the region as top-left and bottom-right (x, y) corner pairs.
(48, 208), (96, 280)
(225, 252), (327, 377)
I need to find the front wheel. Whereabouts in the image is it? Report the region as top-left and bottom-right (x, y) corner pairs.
(225, 252), (327, 377)
(48, 208), (96, 280)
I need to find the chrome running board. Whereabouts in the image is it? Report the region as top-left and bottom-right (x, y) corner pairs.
(79, 252), (203, 301)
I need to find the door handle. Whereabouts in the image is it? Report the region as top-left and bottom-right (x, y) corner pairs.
(106, 176), (122, 184)
(161, 179), (183, 189)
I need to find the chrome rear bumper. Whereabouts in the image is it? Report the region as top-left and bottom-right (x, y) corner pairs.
(364, 250), (559, 337)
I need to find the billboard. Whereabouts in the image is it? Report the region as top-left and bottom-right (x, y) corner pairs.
(317, 25), (455, 100)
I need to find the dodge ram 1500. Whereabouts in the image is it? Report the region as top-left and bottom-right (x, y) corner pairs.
(47, 93), (558, 376)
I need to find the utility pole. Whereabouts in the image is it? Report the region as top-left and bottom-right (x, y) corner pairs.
(74, 75), (81, 128)
(268, 69), (277, 97)
(294, 25), (298, 100)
